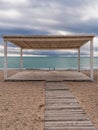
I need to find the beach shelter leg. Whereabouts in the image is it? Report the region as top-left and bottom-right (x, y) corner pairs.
(78, 48), (80, 72)
(20, 48), (23, 71)
(4, 40), (7, 80)
(90, 40), (94, 81)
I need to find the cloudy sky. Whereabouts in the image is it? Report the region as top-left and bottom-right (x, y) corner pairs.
(0, 0), (98, 56)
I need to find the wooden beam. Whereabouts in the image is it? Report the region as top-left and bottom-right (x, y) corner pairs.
(3, 38), (92, 42)
(29, 47), (81, 49)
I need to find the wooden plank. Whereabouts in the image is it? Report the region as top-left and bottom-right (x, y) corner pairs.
(46, 98), (77, 103)
(46, 100), (79, 104)
(45, 109), (84, 113)
(46, 86), (69, 90)
(45, 120), (93, 126)
(46, 90), (72, 95)
(46, 96), (75, 100)
(45, 110), (85, 115)
(45, 115), (89, 121)
(45, 126), (95, 130)
(46, 94), (75, 98)
(45, 104), (81, 109)
(46, 82), (67, 86)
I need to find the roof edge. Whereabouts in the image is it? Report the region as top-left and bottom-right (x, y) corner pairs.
(2, 34), (95, 39)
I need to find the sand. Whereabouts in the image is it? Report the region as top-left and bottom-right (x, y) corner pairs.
(0, 70), (45, 130)
(0, 70), (98, 129)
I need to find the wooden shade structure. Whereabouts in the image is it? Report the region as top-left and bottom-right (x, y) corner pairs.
(3, 35), (94, 49)
(3, 35), (95, 81)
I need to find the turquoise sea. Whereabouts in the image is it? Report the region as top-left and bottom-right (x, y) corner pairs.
(0, 57), (98, 70)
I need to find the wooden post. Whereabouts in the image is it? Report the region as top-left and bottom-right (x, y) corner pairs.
(4, 40), (7, 80)
(78, 48), (80, 72)
(90, 39), (94, 81)
(20, 48), (23, 71)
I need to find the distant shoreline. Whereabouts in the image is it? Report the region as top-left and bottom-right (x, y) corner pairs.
(0, 56), (98, 57)
(0, 68), (98, 70)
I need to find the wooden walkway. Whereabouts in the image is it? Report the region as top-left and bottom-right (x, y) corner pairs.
(45, 82), (96, 130)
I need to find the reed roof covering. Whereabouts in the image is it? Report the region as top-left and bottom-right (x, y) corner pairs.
(3, 35), (94, 49)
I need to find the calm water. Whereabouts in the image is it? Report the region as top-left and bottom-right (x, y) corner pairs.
(0, 57), (98, 70)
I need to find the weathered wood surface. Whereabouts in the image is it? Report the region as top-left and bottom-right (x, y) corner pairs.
(7, 70), (91, 81)
(45, 82), (96, 130)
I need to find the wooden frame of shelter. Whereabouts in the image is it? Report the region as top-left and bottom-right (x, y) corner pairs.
(3, 35), (95, 81)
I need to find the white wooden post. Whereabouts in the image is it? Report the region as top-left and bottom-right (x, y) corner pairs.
(78, 48), (80, 72)
(4, 40), (7, 80)
(90, 39), (94, 81)
(20, 48), (23, 71)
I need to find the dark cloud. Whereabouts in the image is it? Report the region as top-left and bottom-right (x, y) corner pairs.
(0, 0), (98, 56)
(0, 0), (98, 35)
(63, 18), (98, 35)
(0, 28), (49, 36)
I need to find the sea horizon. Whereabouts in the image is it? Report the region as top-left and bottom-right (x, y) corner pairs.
(0, 56), (98, 70)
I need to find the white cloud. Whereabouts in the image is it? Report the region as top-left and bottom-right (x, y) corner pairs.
(80, 1), (98, 21)
(0, 0), (30, 8)
(0, 9), (20, 20)
(3, 0), (27, 4)
(48, 30), (73, 35)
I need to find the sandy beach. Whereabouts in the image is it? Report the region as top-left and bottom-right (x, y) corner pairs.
(0, 70), (98, 129)
(0, 70), (45, 130)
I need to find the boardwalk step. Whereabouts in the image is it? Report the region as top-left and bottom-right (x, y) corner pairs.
(45, 82), (68, 90)
(46, 98), (77, 103)
(45, 120), (93, 126)
(45, 126), (95, 130)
